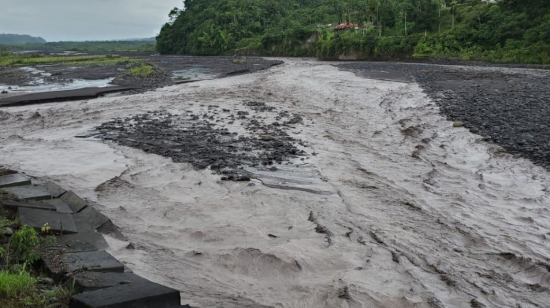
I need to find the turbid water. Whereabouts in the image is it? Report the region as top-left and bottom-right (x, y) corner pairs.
(0, 59), (548, 308)
(0, 66), (114, 96)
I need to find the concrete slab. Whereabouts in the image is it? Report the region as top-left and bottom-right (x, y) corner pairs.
(75, 207), (109, 231)
(60, 191), (87, 213)
(245, 164), (335, 195)
(0, 86), (138, 107)
(69, 278), (180, 308)
(62, 251), (124, 273)
(3, 184), (52, 201)
(72, 272), (150, 293)
(18, 207), (78, 234)
(0, 174), (31, 188)
(1, 200), (56, 211)
(57, 231), (109, 251)
(47, 239), (99, 254)
(57, 207), (110, 251)
(97, 220), (126, 241)
(43, 199), (74, 214)
(43, 181), (67, 198)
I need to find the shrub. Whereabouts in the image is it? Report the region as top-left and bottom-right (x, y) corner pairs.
(8, 226), (40, 264)
(127, 65), (155, 77)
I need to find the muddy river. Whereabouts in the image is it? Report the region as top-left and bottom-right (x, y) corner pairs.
(0, 58), (548, 308)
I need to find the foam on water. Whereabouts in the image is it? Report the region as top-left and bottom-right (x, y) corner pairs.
(171, 66), (218, 81)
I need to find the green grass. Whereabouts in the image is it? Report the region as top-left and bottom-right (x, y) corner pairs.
(126, 64), (154, 77)
(0, 53), (139, 68)
(1, 41), (156, 53)
(0, 269), (36, 298)
(232, 57), (247, 64)
(0, 269), (73, 307)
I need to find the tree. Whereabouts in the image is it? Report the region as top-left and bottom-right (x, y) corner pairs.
(450, 0), (457, 30)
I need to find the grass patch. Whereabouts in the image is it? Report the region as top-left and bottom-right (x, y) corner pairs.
(232, 57), (247, 64)
(0, 53), (140, 68)
(126, 64), (155, 77)
(0, 268), (36, 299)
(0, 269), (73, 307)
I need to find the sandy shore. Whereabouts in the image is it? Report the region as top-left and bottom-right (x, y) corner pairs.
(0, 58), (549, 308)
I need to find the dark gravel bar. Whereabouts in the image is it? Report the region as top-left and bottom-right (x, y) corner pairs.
(338, 62), (550, 170)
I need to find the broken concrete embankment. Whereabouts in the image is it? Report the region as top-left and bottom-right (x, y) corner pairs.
(0, 86), (137, 107)
(1, 172), (189, 308)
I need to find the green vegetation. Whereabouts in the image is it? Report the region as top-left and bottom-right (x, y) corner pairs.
(7, 226), (41, 264)
(233, 57), (247, 64)
(413, 1), (550, 64)
(0, 182), (72, 308)
(0, 53), (138, 68)
(0, 40), (156, 53)
(157, 0), (550, 64)
(126, 64), (155, 77)
(0, 217), (17, 236)
(0, 266), (72, 308)
(0, 220), (70, 307)
(0, 267), (36, 299)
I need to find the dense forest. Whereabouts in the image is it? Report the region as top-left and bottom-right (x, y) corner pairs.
(156, 0), (550, 64)
(0, 34), (46, 45)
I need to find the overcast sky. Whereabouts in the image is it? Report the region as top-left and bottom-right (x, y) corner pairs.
(0, 0), (183, 41)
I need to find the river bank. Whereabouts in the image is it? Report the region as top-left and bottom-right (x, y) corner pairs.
(0, 52), (282, 97)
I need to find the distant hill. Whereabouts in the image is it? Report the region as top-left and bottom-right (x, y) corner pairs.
(0, 34), (46, 45)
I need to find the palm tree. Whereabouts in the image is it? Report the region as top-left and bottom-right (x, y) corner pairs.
(451, 0), (457, 30)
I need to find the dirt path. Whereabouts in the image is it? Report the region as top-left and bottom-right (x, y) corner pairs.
(0, 59), (548, 308)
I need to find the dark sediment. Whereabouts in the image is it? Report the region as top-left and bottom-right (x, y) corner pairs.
(338, 62), (550, 169)
(0, 67), (32, 86)
(89, 102), (307, 180)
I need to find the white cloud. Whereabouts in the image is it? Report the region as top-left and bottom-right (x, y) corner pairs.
(0, 0), (183, 41)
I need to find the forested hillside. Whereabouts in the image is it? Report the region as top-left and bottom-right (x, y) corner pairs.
(0, 34), (46, 45)
(157, 0), (550, 64)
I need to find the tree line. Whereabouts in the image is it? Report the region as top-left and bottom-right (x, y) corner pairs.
(157, 0), (550, 64)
